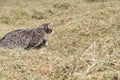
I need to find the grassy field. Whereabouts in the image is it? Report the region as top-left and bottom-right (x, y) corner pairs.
(0, 0), (120, 80)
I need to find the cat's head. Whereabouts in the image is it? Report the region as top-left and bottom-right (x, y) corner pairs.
(42, 23), (54, 34)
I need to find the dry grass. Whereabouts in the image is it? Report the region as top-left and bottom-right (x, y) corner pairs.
(0, 0), (120, 80)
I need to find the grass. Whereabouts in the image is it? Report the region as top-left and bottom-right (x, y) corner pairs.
(0, 0), (120, 80)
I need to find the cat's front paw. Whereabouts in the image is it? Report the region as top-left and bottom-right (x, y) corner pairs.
(44, 41), (48, 46)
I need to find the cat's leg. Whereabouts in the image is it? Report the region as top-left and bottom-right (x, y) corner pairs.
(24, 42), (36, 50)
(42, 39), (48, 46)
(24, 39), (31, 50)
(24, 37), (43, 50)
(25, 39), (47, 49)
(34, 39), (48, 49)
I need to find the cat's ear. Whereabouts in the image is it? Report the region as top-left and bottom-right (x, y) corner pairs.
(48, 23), (53, 26)
(42, 23), (53, 27)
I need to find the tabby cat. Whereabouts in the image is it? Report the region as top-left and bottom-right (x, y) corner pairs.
(0, 23), (54, 49)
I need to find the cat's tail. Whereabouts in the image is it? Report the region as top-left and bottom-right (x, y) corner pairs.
(0, 39), (3, 47)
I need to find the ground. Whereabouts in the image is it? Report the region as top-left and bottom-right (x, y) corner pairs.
(0, 0), (120, 80)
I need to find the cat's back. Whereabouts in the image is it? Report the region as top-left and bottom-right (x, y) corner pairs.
(0, 29), (32, 48)
(2, 29), (31, 40)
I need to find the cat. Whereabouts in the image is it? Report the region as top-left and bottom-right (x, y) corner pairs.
(0, 23), (54, 49)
